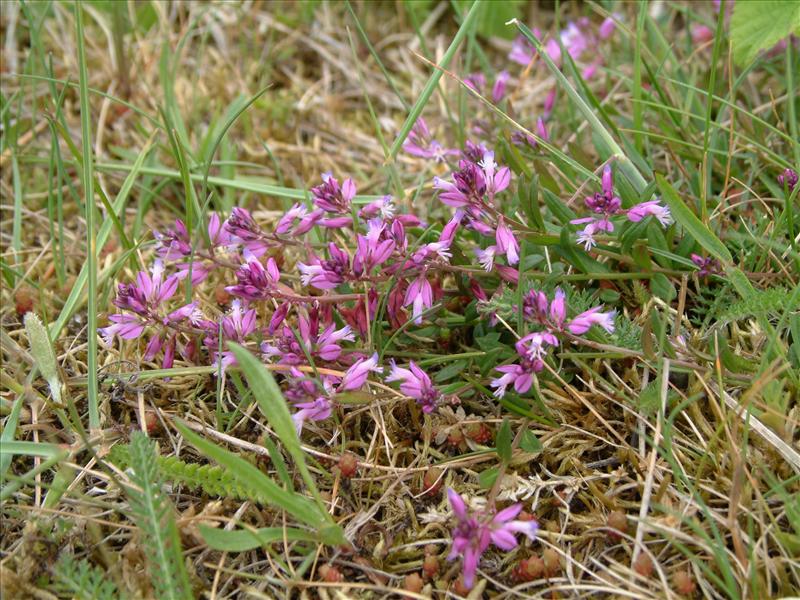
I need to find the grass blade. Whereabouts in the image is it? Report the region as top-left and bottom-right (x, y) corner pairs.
(74, 1), (100, 430)
(388, 0), (482, 159)
(655, 173), (732, 263)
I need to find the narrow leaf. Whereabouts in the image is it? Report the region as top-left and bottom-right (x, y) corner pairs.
(655, 174), (733, 264)
(173, 420), (327, 530)
(199, 524), (316, 552)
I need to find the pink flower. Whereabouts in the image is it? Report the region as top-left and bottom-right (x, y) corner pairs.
(340, 352), (383, 391)
(404, 274), (434, 324)
(567, 307), (616, 335)
(626, 199), (673, 226)
(599, 15), (620, 40)
(298, 243), (350, 290)
(549, 288), (566, 327)
(225, 207), (270, 257)
(386, 360), (440, 413)
(447, 489), (538, 590)
(275, 203), (323, 236)
(353, 220), (395, 276)
(226, 255), (281, 300)
(491, 71), (510, 104)
(312, 172), (356, 214)
(691, 24), (714, 45)
(402, 118), (457, 162)
(495, 217), (519, 266)
(292, 397), (333, 434)
(509, 33), (537, 65)
(778, 168), (798, 191)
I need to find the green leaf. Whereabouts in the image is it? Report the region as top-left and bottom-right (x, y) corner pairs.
(519, 430), (543, 454)
(731, 1), (800, 66)
(199, 524), (316, 552)
(24, 313), (61, 404)
(650, 273), (677, 302)
(655, 174), (732, 264)
(495, 418), (512, 463)
(478, 466), (499, 489)
(227, 343), (332, 519)
(173, 420), (328, 531)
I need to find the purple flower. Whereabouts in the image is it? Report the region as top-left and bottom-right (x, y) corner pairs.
(292, 396), (333, 434)
(475, 246), (496, 271)
(549, 288), (567, 328)
(626, 199), (673, 226)
(777, 168), (798, 191)
(447, 489), (538, 590)
(478, 152), (511, 199)
(205, 300), (258, 370)
(495, 218), (519, 266)
(403, 118), (458, 162)
(570, 166), (671, 249)
(340, 352), (383, 391)
(509, 32), (537, 65)
(386, 360), (440, 413)
(312, 172), (356, 215)
(464, 72), (487, 93)
(404, 274), (434, 325)
(490, 332), (558, 398)
(298, 243), (350, 290)
(491, 71), (510, 104)
(225, 207), (270, 257)
(434, 161), (486, 208)
(154, 219), (193, 260)
(275, 203), (323, 236)
(358, 195), (395, 220)
(100, 313), (147, 343)
(599, 15), (619, 40)
(262, 311), (353, 366)
(226, 255), (281, 300)
(567, 307), (615, 335)
(543, 88), (556, 118)
(353, 220), (395, 276)
(690, 254), (722, 277)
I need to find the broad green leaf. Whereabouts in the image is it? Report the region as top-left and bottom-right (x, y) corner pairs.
(495, 418), (512, 463)
(24, 313), (61, 404)
(199, 524), (316, 552)
(173, 420), (327, 531)
(519, 430), (543, 454)
(478, 466), (499, 489)
(731, 1), (800, 66)
(655, 174), (733, 264)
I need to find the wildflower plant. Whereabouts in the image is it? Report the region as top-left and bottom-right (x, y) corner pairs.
(7, 2), (800, 598)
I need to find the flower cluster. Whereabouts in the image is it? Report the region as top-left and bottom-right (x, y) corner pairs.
(491, 288), (615, 397)
(570, 165), (673, 250)
(447, 489), (539, 590)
